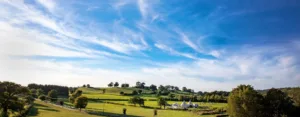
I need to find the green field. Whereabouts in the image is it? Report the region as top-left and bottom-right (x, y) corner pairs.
(28, 100), (101, 117)
(31, 87), (227, 117)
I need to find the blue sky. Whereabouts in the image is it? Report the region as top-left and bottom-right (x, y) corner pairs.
(1, 0), (300, 91)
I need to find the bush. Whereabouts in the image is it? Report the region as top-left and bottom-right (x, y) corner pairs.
(120, 91), (124, 95)
(128, 96), (144, 106)
(59, 101), (64, 106)
(132, 90), (138, 95)
(38, 95), (46, 101)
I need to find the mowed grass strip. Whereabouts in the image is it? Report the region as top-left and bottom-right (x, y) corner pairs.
(28, 100), (101, 117)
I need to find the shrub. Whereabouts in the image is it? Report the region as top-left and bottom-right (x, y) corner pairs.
(38, 95), (46, 101)
(120, 91), (124, 95)
(132, 90), (138, 95)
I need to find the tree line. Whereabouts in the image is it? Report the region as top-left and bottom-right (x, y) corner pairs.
(28, 83), (69, 97)
(228, 85), (300, 117)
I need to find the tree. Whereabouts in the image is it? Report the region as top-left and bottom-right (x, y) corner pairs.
(36, 88), (44, 96)
(114, 82), (119, 87)
(289, 88), (300, 106)
(132, 90), (138, 95)
(128, 96), (144, 106)
(264, 88), (294, 117)
(0, 81), (30, 117)
(69, 90), (82, 103)
(120, 91), (124, 95)
(228, 85), (264, 117)
(83, 84), (86, 87)
(47, 90), (58, 102)
(168, 93), (175, 99)
(136, 81), (141, 88)
(74, 96), (88, 111)
(87, 84), (90, 88)
(121, 83), (130, 88)
(108, 82), (113, 87)
(157, 97), (168, 109)
(182, 87), (187, 92)
(39, 95), (46, 101)
(174, 86), (180, 91)
(138, 89), (143, 94)
(30, 89), (37, 98)
(150, 84), (157, 91)
(158, 85), (165, 91)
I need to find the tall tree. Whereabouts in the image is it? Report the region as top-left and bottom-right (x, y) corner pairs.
(0, 81), (30, 117)
(228, 85), (264, 117)
(264, 88), (294, 117)
(69, 90), (82, 103)
(150, 84), (157, 91)
(157, 97), (168, 109)
(114, 82), (119, 87)
(182, 87), (187, 92)
(108, 82), (113, 87)
(74, 96), (88, 111)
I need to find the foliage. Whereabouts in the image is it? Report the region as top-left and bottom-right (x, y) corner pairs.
(28, 83), (69, 97)
(121, 83), (130, 88)
(119, 91), (124, 95)
(69, 90), (82, 103)
(114, 82), (119, 87)
(263, 88), (294, 117)
(168, 93), (175, 99)
(47, 90), (58, 102)
(228, 85), (264, 117)
(74, 96), (88, 111)
(36, 88), (44, 97)
(128, 96), (144, 106)
(25, 95), (35, 104)
(135, 81), (145, 89)
(157, 97), (168, 109)
(39, 95), (46, 101)
(87, 84), (91, 88)
(0, 81), (30, 117)
(138, 89), (143, 94)
(288, 88), (300, 106)
(149, 84), (157, 91)
(30, 89), (37, 98)
(132, 90), (138, 95)
(108, 82), (113, 87)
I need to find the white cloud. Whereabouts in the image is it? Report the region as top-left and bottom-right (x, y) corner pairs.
(179, 32), (202, 52)
(155, 43), (198, 59)
(36, 0), (56, 12)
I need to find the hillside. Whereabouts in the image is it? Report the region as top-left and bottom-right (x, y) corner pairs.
(28, 101), (101, 117)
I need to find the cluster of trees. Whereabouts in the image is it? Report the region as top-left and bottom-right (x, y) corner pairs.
(108, 82), (119, 87)
(228, 85), (300, 117)
(108, 82), (130, 88)
(128, 96), (145, 106)
(28, 83), (69, 97)
(121, 83), (130, 88)
(0, 81), (33, 117)
(82, 84), (91, 88)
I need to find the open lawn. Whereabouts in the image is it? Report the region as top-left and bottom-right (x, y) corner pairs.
(86, 102), (206, 117)
(28, 100), (100, 117)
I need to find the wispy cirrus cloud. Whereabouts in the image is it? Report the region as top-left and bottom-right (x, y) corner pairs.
(154, 43), (198, 59)
(36, 0), (56, 12)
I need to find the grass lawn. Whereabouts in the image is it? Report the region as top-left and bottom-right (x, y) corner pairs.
(28, 100), (101, 117)
(86, 102), (202, 117)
